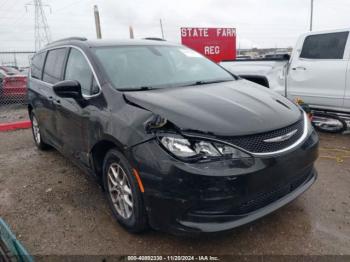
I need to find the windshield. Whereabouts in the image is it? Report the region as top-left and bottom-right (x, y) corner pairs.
(92, 45), (235, 91)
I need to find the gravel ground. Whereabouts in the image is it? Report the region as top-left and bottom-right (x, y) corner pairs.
(0, 129), (349, 257)
(0, 104), (28, 123)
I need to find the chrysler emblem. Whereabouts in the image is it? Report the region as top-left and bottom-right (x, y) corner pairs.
(263, 129), (298, 143)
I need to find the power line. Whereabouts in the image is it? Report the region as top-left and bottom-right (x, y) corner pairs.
(25, 0), (52, 51)
(56, 0), (87, 13)
(0, 0), (12, 9)
(0, 7), (28, 21)
(11, 10), (30, 27)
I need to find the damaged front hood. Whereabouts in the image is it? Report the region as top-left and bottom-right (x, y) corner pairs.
(124, 79), (301, 136)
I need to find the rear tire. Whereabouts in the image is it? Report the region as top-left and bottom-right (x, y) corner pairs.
(103, 148), (148, 233)
(30, 112), (51, 150)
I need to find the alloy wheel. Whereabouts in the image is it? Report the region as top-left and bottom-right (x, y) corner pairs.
(107, 163), (134, 219)
(32, 115), (41, 144)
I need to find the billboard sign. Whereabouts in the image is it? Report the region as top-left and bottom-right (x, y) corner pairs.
(181, 27), (236, 62)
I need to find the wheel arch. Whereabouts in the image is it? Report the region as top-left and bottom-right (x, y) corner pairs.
(90, 135), (125, 185)
(28, 104), (33, 116)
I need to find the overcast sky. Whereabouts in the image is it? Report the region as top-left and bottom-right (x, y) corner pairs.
(1, 0), (350, 50)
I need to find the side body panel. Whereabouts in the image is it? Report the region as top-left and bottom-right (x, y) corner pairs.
(28, 44), (155, 177)
(343, 53), (350, 110)
(28, 78), (60, 147)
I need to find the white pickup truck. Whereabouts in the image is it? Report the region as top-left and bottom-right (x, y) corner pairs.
(221, 28), (350, 114)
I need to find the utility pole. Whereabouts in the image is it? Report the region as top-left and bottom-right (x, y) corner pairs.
(26, 0), (52, 51)
(94, 5), (102, 39)
(160, 19), (165, 39)
(129, 26), (134, 39)
(310, 0), (314, 31)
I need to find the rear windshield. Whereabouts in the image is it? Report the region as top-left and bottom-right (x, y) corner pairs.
(92, 45), (235, 91)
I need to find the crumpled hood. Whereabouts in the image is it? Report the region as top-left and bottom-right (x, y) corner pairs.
(124, 79), (302, 136)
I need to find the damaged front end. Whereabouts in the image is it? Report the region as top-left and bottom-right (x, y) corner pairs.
(123, 96), (318, 235)
(143, 113), (254, 164)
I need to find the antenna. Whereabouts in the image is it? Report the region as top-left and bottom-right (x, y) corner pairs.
(26, 0), (52, 51)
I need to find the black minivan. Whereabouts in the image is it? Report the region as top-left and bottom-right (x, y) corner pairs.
(28, 37), (318, 235)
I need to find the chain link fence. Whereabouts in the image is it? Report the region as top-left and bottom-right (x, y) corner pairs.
(0, 51), (34, 124)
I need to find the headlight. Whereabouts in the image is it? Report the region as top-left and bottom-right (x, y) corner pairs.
(159, 136), (197, 158)
(159, 135), (251, 161)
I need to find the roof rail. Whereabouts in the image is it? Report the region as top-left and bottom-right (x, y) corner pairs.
(143, 37), (166, 41)
(47, 37), (87, 46)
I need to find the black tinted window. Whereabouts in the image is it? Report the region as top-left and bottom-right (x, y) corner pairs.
(65, 48), (97, 96)
(43, 48), (67, 84)
(31, 52), (46, 79)
(300, 32), (349, 59)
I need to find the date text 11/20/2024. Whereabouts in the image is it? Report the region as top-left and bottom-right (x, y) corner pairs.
(127, 255), (220, 261)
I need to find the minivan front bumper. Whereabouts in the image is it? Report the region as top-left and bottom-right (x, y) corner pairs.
(128, 130), (319, 235)
(178, 169), (316, 233)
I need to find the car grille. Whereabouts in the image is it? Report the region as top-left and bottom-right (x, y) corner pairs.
(233, 170), (312, 215)
(189, 169), (313, 217)
(225, 117), (305, 154)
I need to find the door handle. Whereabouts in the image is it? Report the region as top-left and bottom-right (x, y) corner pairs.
(292, 66), (306, 71)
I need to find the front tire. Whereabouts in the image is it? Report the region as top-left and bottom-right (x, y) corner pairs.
(30, 112), (50, 150)
(103, 149), (148, 233)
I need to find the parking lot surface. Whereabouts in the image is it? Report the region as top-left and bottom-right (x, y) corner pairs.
(0, 105), (28, 123)
(0, 129), (349, 256)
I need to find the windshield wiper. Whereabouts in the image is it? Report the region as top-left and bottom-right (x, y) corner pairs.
(184, 79), (233, 87)
(122, 86), (154, 91)
(121, 80), (234, 91)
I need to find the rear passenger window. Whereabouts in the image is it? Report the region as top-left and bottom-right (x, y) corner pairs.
(300, 32), (349, 59)
(43, 48), (67, 84)
(31, 52), (46, 79)
(64, 48), (98, 96)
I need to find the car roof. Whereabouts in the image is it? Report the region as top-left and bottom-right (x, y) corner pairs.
(87, 39), (179, 47)
(43, 37), (180, 51)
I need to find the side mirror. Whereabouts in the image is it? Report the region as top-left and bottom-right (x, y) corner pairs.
(53, 80), (83, 99)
